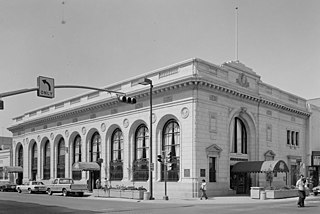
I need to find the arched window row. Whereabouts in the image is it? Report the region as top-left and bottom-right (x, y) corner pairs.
(23, 119), (181, 182)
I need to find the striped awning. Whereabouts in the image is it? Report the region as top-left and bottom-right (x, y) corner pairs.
(4, 166), (23, 173)
(72, 162), (100, 171)
(231, 160), (289, 173)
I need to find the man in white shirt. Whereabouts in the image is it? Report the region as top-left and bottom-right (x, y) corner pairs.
(296, 174), (306, 207)
(200, 179), (208, 200)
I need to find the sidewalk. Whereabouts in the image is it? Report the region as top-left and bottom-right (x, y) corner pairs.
(85, 193), (320, 205)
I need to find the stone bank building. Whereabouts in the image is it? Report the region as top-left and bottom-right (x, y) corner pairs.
(8, 59), (311, 198)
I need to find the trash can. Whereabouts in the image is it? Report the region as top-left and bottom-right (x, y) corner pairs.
(143, 191), (151, 200)
(260, 191), (266, 200)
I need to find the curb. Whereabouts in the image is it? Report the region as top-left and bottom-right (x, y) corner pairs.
(84, 194), (320, 205)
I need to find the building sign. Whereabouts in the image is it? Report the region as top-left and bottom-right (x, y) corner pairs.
(313, 155), (320, 166)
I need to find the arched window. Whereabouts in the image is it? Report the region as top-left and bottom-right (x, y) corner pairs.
(90, 132), (101, 162)
(31, 143), (37, 180)
(133, 124), (149, 181)
(110, 129), (123, 180)
(18, 145), (23, 167)
(72, 135), (82, 180)
(231, 117), (247, 154)
(43, 140), (50, 180)
(57, 138), (65, 178)
(162, 119), (180, 181)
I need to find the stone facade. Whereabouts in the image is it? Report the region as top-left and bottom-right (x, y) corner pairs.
(8, 59), (311, 198)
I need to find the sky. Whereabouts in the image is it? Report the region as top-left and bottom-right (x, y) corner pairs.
(0, 0), (320, 137)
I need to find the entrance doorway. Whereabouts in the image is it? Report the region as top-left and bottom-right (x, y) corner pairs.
(31, 170), (37, 181)
(230, 172), (251, 194)
(17, 172), (23, 185)
(88, 171), (100, 191)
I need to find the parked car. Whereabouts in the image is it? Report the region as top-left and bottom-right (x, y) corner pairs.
(313, 185), (320, 196)
(46, 178), (88, 197)
(0, 181), (17, 192)
(16, 181), (47, 194)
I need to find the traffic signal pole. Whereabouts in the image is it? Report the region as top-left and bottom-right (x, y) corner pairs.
(0, 84), (128, 110)
(164, 155), (169, 200)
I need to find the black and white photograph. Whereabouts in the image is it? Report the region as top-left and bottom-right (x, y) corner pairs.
(1, 0), (320, 213)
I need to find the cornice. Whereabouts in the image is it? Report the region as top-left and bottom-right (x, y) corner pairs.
(9, 77), (310, 132)
(194, 79), (310, 117)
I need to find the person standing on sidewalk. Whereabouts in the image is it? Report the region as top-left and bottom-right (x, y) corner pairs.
(200, 179), (208, 200)
(296, 175), (306, 207)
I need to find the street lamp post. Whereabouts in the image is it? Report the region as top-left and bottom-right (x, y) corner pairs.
(138, 78), (153, 200)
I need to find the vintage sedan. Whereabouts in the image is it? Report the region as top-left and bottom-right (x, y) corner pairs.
(313, 185), (320, 196)
(0, 181), (17, 192)
(16, 181), (47, 194)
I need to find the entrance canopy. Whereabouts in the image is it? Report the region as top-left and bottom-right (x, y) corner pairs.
(72, 162), (100, 171)
(4, 166), (23, 173)
(231, 160), (289, 173)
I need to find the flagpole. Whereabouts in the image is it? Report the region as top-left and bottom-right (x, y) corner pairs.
(235, 7), (239, 62)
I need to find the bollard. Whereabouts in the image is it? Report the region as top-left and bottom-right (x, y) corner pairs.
(260, 191), (266, 200)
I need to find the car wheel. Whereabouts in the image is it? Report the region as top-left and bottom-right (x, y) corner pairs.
(0, 188), (4, 192)
(62, 189), (68, 197)
(314, 192), (318, 196)
(47, 189), (52, 195)
(17, 188), (21, 193)
(78, 192), (84, 197)
(28, 188), (32, 194)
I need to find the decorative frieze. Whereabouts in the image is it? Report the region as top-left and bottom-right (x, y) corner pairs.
(163, 96), (173, 103)
(111, 109), (118, 114)
(159, 67), (179, 79)
(135, 103), (143, 109)
(87, 91), (100, 99)
(236, 73), (249, 88)
(181, 107), (189, 119)
(209, 95), (217, 102)
(82, 127), (86, 135)
(70, 98), (81, 105)
(65, 130), (69, 138)
(123, 119), (129, 128)
(101, 123), (106, 132)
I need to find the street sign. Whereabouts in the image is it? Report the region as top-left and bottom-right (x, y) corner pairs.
(37, 76), (55, 98)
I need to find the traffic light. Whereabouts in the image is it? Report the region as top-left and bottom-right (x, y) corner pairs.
(118, 95), (137, 104)
(167, 162), (173, 171)
(157, 154), (163, 163)
(167, 152), (173, 163)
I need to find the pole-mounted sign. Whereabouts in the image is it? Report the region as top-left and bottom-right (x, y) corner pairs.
(0, 76), (128, 110)
(37, 76), (55, 98)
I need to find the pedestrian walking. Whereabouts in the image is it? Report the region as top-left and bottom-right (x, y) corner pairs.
(296, 175), (306, 207)
(95, 178), (101, 189)
(200, 179), (208, 200)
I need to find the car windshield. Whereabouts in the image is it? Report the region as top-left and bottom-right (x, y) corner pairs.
(32, 182), (44, 185)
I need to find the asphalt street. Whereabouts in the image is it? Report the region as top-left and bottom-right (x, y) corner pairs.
(0, 192), (319, 214)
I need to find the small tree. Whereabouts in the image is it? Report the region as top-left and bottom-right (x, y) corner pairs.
(265, 170), (274, 187)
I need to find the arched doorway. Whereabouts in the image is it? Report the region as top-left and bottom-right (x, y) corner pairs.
(57, 138), (65, 178)
(88, 132), (101, 191)
(31, 143), (37, 181)
(229, 110), (256, 195)
(17, 144), (23, 185)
